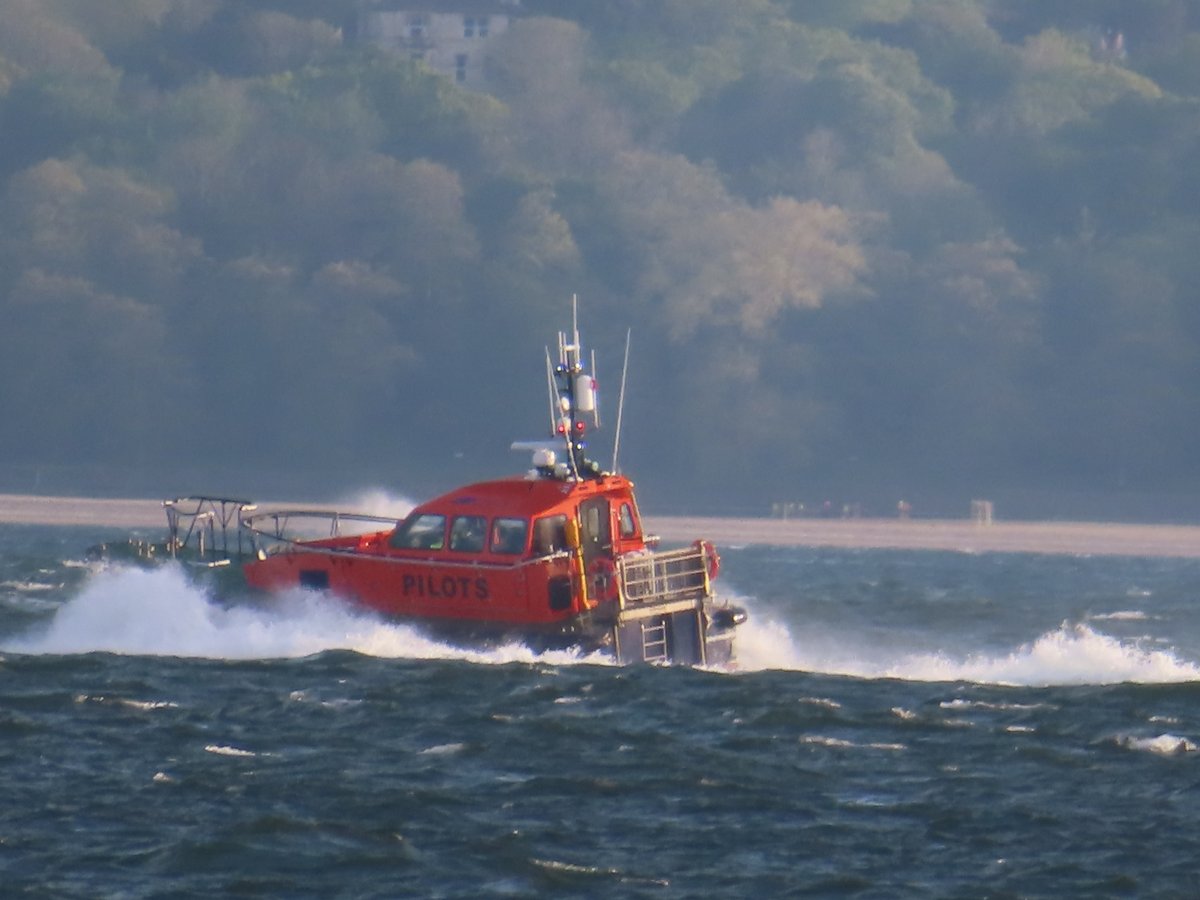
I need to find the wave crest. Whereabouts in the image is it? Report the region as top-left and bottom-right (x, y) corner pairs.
(2, 565), (605, 665)
(734, 606), (1200, 686)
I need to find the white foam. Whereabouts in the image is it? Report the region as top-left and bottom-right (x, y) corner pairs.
(1, 580), (60, 592)
(888, 623), (1200, 686)
(419, 742), (466, 756)
(205, 744), (257, 757)
(16, 565), (1196, 684)
(74, 694), (178, 711)
(333, 488), (415, 520)
(732, 597), (1200, 686)
(2, 564), (609, 666)
(733, 612), (810, 671)
(799, 697), (842, 710)
(1116, 734), (1197, 755)
(1090, 610), (1149, 621)
(800, 735), (906, 752)
(939, 699), (1054, 712)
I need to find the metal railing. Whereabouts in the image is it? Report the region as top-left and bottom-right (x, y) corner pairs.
(616, 544), (711, 607)
(163, 496), (257, 562)
(240, 509), (400, 555)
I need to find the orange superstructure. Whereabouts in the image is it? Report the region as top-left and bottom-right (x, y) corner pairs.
(239, 307), (744, 664)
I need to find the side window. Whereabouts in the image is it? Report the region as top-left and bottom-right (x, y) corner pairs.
(490, 518), (528, 555)
(388, 513), (445, 550)
(584, 503), (602, 537)
(618, 503), (637, 538)
(449, 516), (487, 552)
(531, 514), (568, 556)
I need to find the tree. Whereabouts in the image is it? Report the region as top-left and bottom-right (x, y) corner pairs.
(0, 269), (180, 463)
(2, 157), (200, 300)
(485, 17), (630, 174)
(785, 0), (914, 31)
(0, 0), (111, 75)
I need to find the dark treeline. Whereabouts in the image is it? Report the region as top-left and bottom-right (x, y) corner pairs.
(2, 0), (1200, 517)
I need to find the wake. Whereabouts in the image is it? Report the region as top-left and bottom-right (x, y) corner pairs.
(12, 562), (1197, 685)
(2, 564), (606, 666)
(734, 606), (1200, 685)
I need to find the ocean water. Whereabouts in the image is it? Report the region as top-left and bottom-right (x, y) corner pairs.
(4, 523), (1200, 897)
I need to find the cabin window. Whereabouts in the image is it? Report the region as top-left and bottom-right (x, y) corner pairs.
(618, 503), (638, 538)
(490, 517), (528, 555)
(583, 503), (604, 540)
(532, 514), (568, 555)
(449, 515), (487, 552)
(389, 513), (445, 550)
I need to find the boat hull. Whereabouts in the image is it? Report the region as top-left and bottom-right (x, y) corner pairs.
(243, 545), (739, 665)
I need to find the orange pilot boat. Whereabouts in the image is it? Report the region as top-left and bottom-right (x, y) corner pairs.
(221, 311), (745, 664)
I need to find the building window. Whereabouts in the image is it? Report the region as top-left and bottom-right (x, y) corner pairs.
(455, 53), (468, 82)
(479, 17), (490, 37)
(464, 16), (475, 38)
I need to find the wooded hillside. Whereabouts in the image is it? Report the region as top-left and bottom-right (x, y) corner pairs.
(2, 0), (1199, 516)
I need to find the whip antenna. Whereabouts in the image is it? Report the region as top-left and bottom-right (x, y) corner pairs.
(544, 348), (557, 433)
(611, 328), (631, 473)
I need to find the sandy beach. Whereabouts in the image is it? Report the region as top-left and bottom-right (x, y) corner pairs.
(643, 515), (1200, 558)
(0, 494), (171, 529)
(2, 493), (1199, 558)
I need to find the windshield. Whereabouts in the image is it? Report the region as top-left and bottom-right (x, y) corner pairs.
(388, 513), (446, 550)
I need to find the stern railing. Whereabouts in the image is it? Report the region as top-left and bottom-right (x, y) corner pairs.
(163, 496), (257, 563)
(616, 544), (711, 609)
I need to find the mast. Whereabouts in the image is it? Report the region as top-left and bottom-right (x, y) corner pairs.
(550, 296), (601, 479)
(514, 297), (609, 481)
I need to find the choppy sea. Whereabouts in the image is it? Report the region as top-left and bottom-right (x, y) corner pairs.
(4, 522), (1200, 897)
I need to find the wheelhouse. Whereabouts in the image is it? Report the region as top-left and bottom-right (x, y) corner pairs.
(383, 474), (650, 567)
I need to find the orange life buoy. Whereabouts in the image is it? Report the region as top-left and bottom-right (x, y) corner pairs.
(694, 540), (720, 582)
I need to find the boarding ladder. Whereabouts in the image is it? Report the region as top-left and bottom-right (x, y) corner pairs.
(640, 620), (669, 663)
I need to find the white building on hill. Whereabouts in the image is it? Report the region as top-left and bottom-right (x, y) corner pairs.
(354, 1), (521, 89)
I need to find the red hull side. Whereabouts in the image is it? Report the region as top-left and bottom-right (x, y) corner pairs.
(243, 547), (583, 626)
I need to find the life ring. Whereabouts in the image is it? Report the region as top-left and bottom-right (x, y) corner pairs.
(694, 540), (720, 582)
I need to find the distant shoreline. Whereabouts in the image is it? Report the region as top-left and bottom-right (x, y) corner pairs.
(644, 516), (1200, 559)
(3, 492), (1200, 558)
(0, 494), (169, 529)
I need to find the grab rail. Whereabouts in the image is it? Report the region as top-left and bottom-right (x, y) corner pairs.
(163, 496), (257, 561)
(240, 509), (399, 554)
(616, 544), (711, 608)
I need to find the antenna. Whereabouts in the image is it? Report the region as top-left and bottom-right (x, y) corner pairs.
(611, 328), (631, 473)
(590, 348), (600, 429)
(544, 348), (557, 433)
(572, 293), (579, 353)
